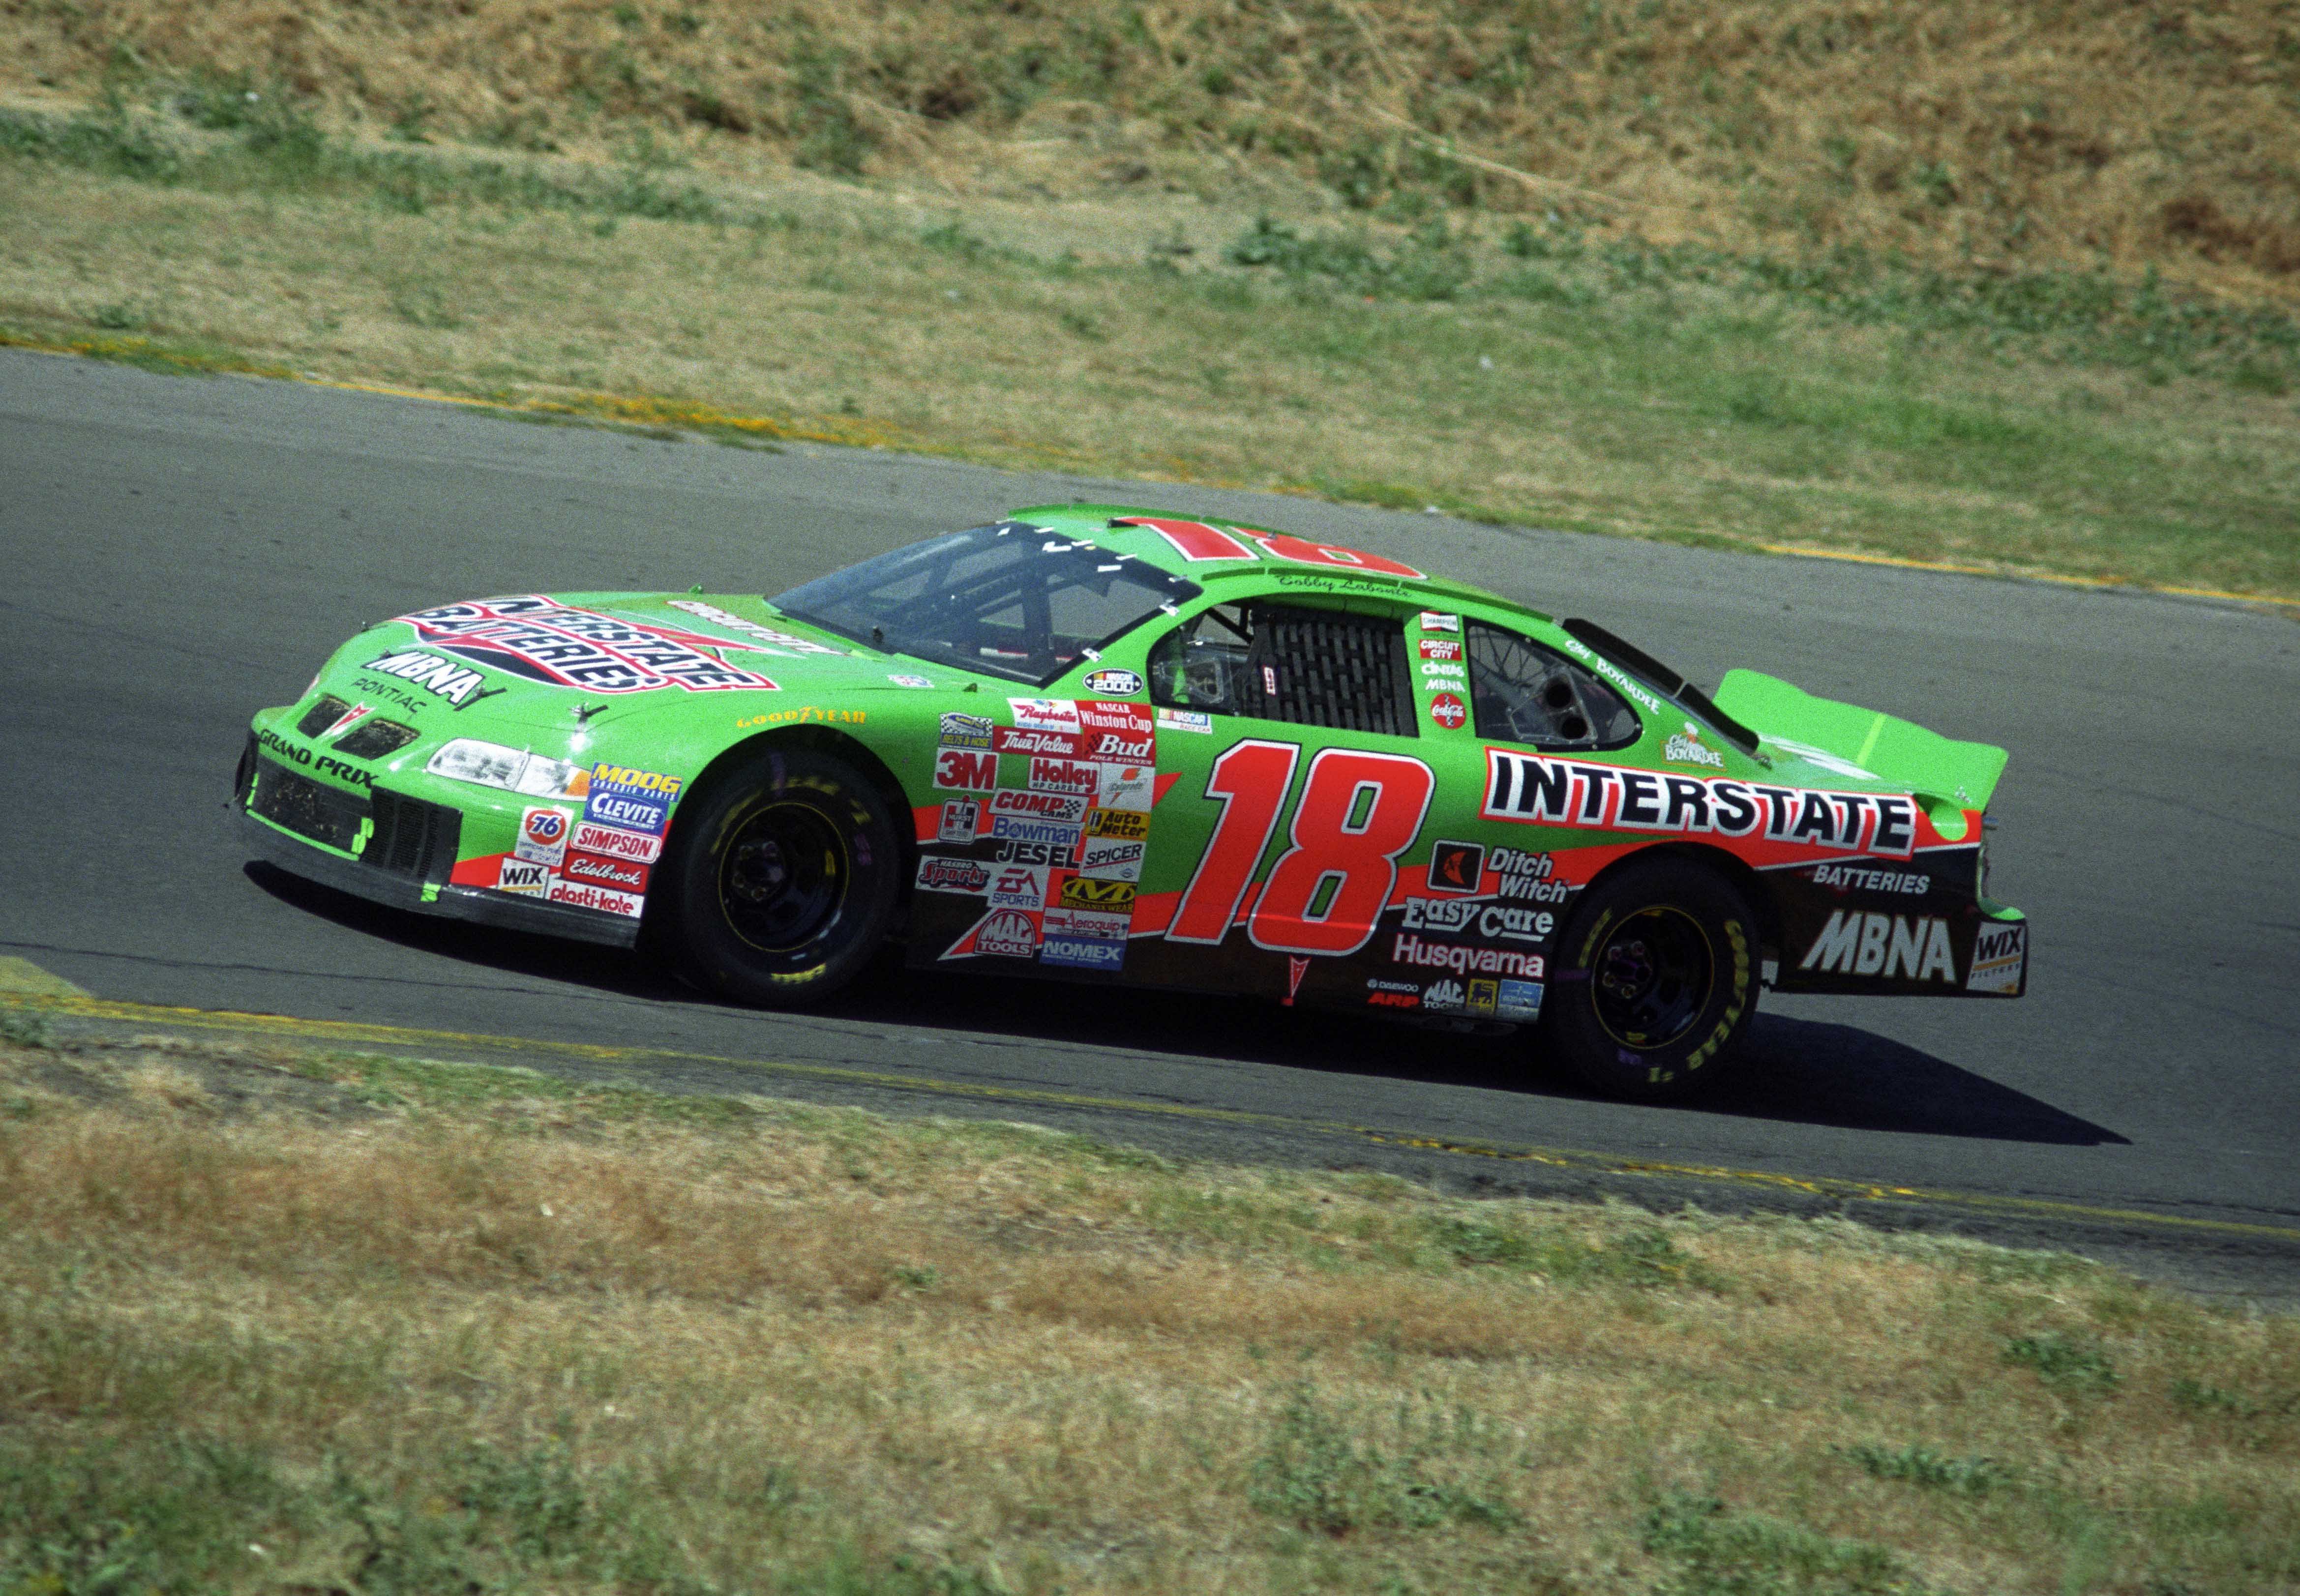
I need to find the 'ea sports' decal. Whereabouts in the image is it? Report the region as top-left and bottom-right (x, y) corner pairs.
(1427, 692), (1467, 730)
(515, 805), (571, 866)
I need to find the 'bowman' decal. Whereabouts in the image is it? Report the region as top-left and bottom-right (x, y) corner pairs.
(395, 596), (779, 694)
(1481, 749), (1919, 858)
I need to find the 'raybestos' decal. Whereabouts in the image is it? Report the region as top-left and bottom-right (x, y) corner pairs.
(394, 596), (779, 694)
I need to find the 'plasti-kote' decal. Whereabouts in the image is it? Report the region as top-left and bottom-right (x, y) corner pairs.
(396, 596), (779, 694)
(1482, 749), (1921, 858)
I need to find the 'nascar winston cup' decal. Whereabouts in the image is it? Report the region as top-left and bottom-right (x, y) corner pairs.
(1482, 750), (1922, 857)
(396, 596), (779, 694)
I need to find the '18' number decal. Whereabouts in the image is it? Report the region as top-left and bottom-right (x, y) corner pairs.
(1171, 742), (1435, 956)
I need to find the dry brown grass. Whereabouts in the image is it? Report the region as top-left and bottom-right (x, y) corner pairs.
(5, 0), (2297, 302)
(2, 1030), (2297, 1594)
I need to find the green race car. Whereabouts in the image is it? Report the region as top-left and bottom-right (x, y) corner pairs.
(238, 506), (2026, 1099)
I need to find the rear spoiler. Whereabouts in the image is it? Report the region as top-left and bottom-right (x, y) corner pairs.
(1712, 670), (2009, 810)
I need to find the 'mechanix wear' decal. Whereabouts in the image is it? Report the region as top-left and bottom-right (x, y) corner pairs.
(1482, 749), (1920, 857)
(1799, 912), (1956, 982)
(396, 597), (778, 694)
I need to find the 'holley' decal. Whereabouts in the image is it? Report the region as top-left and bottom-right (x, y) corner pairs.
(394, 596), (779, 694)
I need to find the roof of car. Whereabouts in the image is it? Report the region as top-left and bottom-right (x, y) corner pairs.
(1011, 503), (1554, 625)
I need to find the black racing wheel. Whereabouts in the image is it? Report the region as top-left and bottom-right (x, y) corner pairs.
(1540, 857), (1758, 1100)
(660, 746), (901, 1006)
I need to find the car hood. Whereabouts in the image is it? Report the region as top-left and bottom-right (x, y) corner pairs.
(351, 590), (940, 730)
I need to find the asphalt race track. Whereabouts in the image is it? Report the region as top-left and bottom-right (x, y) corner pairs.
(5, 349), (2298, 1300)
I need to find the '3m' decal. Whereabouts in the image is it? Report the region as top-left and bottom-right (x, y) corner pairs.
(1169, 741), (1435, 956)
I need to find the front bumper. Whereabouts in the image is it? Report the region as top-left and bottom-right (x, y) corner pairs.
(238, 753), (641, 949)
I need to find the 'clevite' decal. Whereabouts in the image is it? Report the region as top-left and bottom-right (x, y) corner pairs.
(394, 596), (779, 694)
(1481, 749), (1920, 858)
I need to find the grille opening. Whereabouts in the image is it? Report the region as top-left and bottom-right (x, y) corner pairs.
(249, 758), (367, 851)
(335, 718), (420, 759)
(363, 789), (461, 882)
(295, 696), (351, 739)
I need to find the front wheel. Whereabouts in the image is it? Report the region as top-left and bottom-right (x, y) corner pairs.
(659, 746), (901, 1006)
(1539, 857), (1758, 1100)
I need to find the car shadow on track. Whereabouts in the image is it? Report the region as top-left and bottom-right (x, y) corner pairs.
(247, 863), (2126, 1149)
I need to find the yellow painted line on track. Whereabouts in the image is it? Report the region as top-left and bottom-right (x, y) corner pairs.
(10, 989), (2299, 1247)
(6, 331), (2298, 615)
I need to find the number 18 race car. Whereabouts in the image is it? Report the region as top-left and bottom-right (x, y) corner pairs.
(238, 506), (2026, 1099)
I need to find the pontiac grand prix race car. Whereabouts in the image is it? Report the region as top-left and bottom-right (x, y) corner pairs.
(237, 506), (2027, 1099)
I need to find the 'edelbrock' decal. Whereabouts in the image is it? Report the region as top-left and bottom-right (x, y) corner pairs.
(1482, 749), (1920, 858)
(396, 596), (778, 694)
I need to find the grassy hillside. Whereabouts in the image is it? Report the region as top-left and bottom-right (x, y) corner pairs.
(6, 0), (2299, 301)
(3, 1018), (2299, 1593)
(3, 3), (2296, 598)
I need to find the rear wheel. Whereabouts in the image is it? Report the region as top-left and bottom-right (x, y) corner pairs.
(660, 746), (901, 1006)
(1540, 857), (1758, 1100)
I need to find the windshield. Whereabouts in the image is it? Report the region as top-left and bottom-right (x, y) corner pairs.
(771, 521), (1202, 685)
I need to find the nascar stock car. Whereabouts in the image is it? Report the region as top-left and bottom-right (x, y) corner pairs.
(237, 506), (2027, 1099)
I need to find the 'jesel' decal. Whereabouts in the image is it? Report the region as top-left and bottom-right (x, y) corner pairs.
(395, 596), (779, 694)
(1482, 749), (1921, 858)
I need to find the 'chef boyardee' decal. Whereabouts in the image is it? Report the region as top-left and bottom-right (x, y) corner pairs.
(394, 596), (780, 694)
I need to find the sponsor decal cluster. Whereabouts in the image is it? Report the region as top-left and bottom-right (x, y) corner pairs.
(396, 596), (778, 694)
(1422, 975), (1544, 1021)
(1482, 748), (1922, 857)
(493, 790), (667, 914)
(933, 700), (1159, 967)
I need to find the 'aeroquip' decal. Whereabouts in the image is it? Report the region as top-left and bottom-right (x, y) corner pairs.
(395, 596), (779, 694)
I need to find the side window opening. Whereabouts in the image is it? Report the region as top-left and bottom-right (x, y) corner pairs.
(1467, 621), (1640, 750)
(1151, 602), (1416, 737)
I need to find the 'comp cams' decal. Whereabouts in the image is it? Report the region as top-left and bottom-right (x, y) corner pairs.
(395, 596), (779, 694)
(1482, 749), (1921, 857)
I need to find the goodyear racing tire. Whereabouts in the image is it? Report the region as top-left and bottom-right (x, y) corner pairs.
(1540, 857), (1758, 1101)
(661, 746), (901, 1007)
